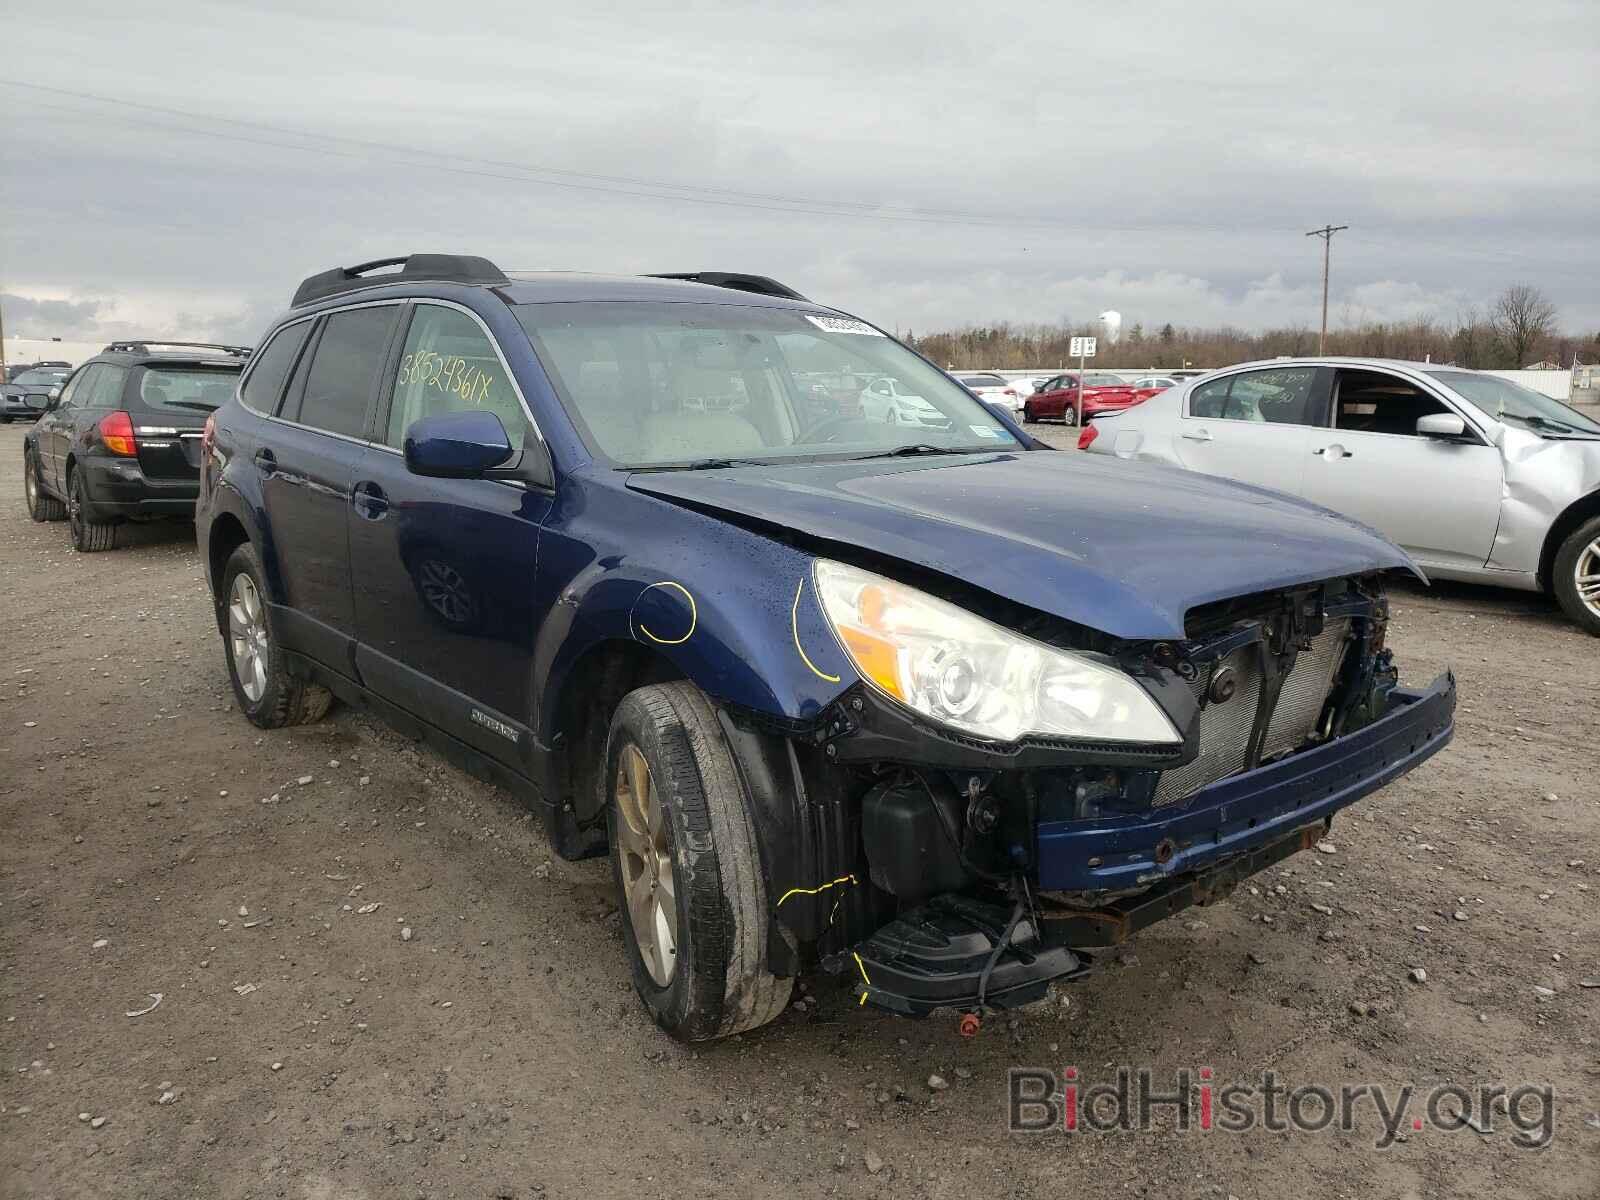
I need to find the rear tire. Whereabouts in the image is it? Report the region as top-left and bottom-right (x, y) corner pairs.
(67, 468), (117, 552)
(1552, 515), (1600, 636)
(220, 542), (335, 727)
(606, 681), (792, 1042)
(24, 450), (65, 522)
(1062, 406), (1076, 426)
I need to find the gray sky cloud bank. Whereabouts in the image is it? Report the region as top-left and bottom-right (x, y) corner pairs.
(2, 0), (1595, 347)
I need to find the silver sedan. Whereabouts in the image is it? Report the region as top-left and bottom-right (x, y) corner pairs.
(1083, 357), (1600, 634)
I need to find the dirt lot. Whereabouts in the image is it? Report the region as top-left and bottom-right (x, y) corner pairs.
(2, 421), (1596, 1199)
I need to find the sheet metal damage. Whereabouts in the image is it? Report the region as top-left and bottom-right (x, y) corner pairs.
(721, 572), (1455, 1021)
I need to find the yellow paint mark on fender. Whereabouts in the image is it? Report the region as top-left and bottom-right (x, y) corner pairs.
(636, 580), (697, 645)
(791, 578), (841, 683)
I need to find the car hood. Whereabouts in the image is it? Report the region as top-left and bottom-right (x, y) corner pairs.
(627, 451), (1420, 639)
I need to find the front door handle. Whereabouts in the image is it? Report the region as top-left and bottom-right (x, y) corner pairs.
(1181, 428), (1213, 442)
(351, 480), (389, 520)
(1313, 445), (1353, 458)
(253, 448), (277, 474)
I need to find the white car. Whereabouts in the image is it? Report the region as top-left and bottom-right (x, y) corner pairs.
(1083, 357), (1600, 634)
(952, 372), (1020, 411)
(1129, 375), (1178, 391)
(859, 377), (952, 428)
(1004, 375), (1049, 406)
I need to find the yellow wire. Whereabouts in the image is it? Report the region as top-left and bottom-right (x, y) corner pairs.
(852, 952), (871, 1006)
(636, 580), (697, 645)
(791, 577), (841, 683)
(774, 873), (857, 908)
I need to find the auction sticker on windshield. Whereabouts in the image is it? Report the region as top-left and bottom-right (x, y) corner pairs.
(804, 314), (884, 336)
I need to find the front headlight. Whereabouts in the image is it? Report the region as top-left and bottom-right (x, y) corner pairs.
(813, 560), (1180, 745)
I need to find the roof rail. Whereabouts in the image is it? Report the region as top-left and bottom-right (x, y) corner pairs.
(103, 340), (253, 358)
(644, 272), (807, 302)
(292, 254), (511, 307)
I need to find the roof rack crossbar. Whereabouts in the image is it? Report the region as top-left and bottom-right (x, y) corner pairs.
(291, 254), (511, 307)
(644, 273), (807, 302)
(103, 340), (253, 357)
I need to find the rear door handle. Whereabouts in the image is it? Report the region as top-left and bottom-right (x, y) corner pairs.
(1313, 446), (1353, 458)
(1181, 428), (1212, 442)
(253, 449), (277, 474)
(351, 480), (389, 520)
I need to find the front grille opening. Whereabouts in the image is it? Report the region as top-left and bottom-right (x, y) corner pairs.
(1151, 618), (1351, 808)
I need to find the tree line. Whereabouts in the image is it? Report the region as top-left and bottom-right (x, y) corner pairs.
(906, 284), (1595, 372)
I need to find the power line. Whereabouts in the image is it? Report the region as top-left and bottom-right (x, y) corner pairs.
(1305, 224), (1348, 352)
(1, 79), (1300, 238)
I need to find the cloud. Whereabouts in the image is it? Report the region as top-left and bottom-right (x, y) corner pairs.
(1, 0), (1595, 340)
(1, 293), (106, 337)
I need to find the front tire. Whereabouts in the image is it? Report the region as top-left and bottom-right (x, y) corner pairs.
(606, 682), (792, 1042)
(1553, 515), (1600, 636)
(220, 542), (335, 726)
(24, 450), (65, 521)
(67, 468), (117, 552)
(1022, 404), (1037, 424)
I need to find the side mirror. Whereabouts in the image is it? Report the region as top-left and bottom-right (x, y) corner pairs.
(404, 410), (514, 478)
(1416, 412), (1467, 439)
(46, 385), (62, 408)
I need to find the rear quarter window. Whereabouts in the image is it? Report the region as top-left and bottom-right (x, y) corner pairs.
(240, 322), (312, 414)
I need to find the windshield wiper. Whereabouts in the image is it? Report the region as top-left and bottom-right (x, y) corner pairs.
(851, 444), (990, 461)
(632, 457), (768, 472)
(159, 400), (221, 412)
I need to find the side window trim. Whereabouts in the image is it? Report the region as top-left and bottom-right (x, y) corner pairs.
(250, 299), (403, 446)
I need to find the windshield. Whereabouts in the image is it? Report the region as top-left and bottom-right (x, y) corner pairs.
(135, 366), (240, 412)
(1426, 370), (1600, 436)
(12, 369), (70, 385)
(516, 302), (1020, 467)
(957, 374), (1005, 387)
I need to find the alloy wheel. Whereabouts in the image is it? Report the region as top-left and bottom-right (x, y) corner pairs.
(1577, 536), (1600, 620)
(228, 573), (270, 703)
(614, 742), (678, 986)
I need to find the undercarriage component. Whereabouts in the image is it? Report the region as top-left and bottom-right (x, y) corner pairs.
(836, 895), (1090, 1018)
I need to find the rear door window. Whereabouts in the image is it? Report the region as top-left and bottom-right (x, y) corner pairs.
(288, 306), (399, 439)
(240, 322), (312, 414)
(1189, 367), (1318, 424)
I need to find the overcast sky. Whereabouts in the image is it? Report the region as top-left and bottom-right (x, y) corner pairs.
(2, 0), (1596, 349)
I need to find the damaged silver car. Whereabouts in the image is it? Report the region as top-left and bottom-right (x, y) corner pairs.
(1084, 358), (1600, 634)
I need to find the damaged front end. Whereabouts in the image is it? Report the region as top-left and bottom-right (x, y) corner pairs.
(723, 571), (1454, 1022)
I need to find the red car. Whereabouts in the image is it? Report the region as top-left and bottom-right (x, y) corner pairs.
(1022, 372), (1167, 424)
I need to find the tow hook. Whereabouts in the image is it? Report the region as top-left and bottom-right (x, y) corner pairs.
(958, 1012), (981, 1038)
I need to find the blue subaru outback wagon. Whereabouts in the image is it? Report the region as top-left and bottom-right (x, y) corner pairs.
(197, 254), (1455, 1041)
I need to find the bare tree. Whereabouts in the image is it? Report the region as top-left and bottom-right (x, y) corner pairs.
(1491, 285), (1557, 368)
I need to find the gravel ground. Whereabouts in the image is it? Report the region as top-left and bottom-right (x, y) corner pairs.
(2, 421), (1596, 1199)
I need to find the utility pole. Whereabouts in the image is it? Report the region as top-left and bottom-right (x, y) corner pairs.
(1305, 224), (1347, 353)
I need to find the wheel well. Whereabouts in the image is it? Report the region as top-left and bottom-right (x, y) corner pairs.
(207, 514), (250, 628)
(1538, 491), (1600, 591)
(550, 640), (685, 829)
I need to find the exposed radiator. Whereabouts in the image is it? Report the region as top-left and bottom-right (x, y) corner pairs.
(1151, 618), (1351, 808)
